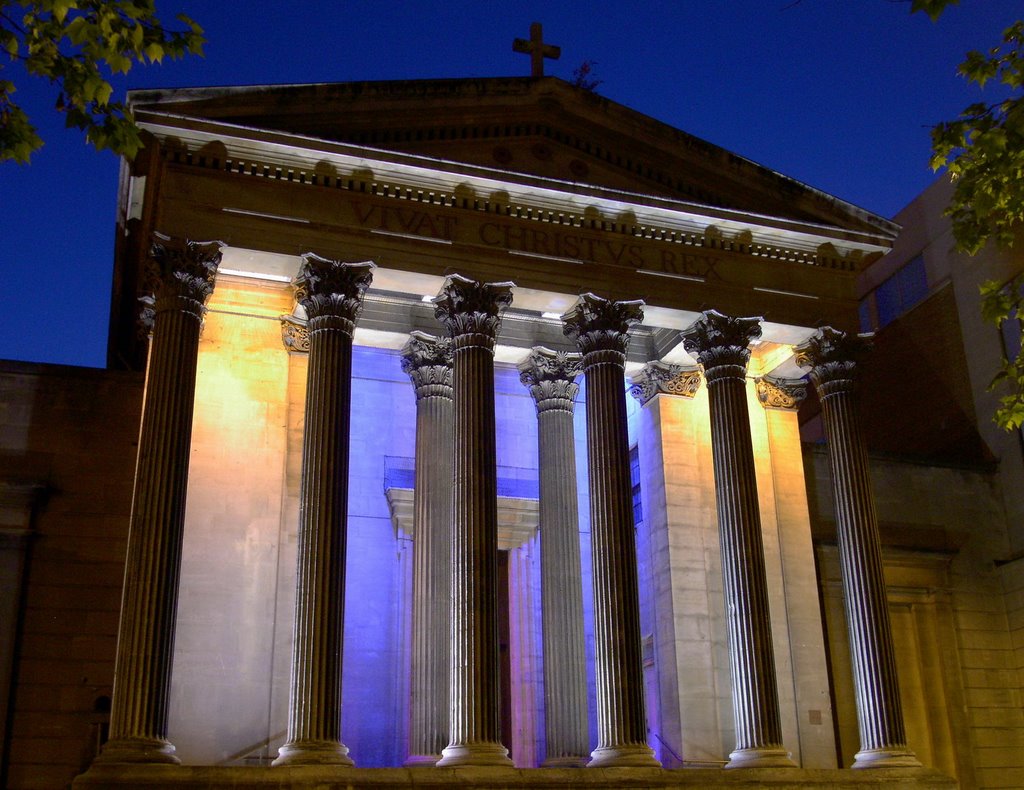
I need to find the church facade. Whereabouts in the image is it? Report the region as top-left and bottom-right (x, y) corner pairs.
(1, 74), (1021, 789)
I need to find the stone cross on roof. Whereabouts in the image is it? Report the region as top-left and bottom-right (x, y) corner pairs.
(513, 22), (561, 77)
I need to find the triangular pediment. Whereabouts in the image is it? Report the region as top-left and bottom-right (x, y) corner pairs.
(129, 77), (894, 238)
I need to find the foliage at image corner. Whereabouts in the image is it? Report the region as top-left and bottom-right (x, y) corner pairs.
(914, 0), (1024, 431)
(0, 0), (203, 164)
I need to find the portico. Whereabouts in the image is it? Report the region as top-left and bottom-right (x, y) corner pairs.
(74, 77), (955, 788)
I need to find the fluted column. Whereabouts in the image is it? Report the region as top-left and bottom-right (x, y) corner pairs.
(795, 327), (920, 769)
(680, 310), (794, 769)
(434, 274), (515, 767)
(518, 347), (590, 767)
(273, 254), (374, 767)
(401, 332), (454, 766)
(563, 294), (659, 768)
(99, 235), (223, 764)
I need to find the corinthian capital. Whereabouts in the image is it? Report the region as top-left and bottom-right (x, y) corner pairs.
(680, 310), (762, 382)
(629, 361), (701, 406)
(401, 331), (453, 400)
(755, 376), (808, 410)
(294, 254), (375, 334)
(141, 233), (225, 326)
(433, 274), (514, 342)
(518, 347), (582, 413)
(793, 326), (872, 398)
(561, 293), (644, 358)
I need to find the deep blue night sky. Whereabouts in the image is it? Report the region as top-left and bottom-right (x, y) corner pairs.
(1, 0), (1018, 367)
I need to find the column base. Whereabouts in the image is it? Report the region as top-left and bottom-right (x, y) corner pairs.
(93, 736), (180, 765)
(403, 754), (441, 767)
(272, 740), (354, 767)
(725, 747), (796, 769)
(852, 747), (922, 769)
(436, 741), (513, 767)
(542, 755), (587, 768)
(587, 744), (661, 767)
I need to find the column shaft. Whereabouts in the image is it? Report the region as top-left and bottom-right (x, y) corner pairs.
(681, 310), (794, 769)
(402, 334), (454, 764)
(435, 275), (514, 767)
(563, 294), (659, 768)
(100, 236), (222, 765)
(795, 328), (919, 769)
(274, 255), (373, 767)
(519, 349), (589, 766)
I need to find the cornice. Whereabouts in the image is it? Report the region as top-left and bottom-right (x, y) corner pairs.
(134, 111), (892, 268)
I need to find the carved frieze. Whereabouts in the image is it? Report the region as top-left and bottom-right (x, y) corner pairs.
(279, 315), (310, 352)
(628, 361), (701, 406)
(755, 376), (807, 410)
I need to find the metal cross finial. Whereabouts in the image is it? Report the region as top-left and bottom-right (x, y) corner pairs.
(513, 22), (561, 77)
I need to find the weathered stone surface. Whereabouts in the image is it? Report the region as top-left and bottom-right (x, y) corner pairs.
(795, 327), (919, 770)
(434, 275), (515, 767)
(274, 256), (374, 767)
(99, 235), (223, 765)
(518, 347), (588, 766)
(73, 763), (958, 789)
(563, 294), (658, 768)
(680, 310), (794, 769)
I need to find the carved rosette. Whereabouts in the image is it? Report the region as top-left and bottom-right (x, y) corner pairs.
(400, 331), (453, 401)
(140, 233), (224, 328)
(680, 310), (762, 383)
(755, 376), (808, 410)
(628, 361), (701, 406)
(793, 326), (873, 400)
(280, 316), (311, 352)
(518, 347), (582, 414)
(562, 293), (644, 363)
(294, 253), (375, 337)
(433, 274), (514, 348)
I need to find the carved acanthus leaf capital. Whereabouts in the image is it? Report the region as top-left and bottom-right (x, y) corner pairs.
(680, 310), (762, 382)
(755, 376), (808, 410)
(793, 326), (873, 397)
(433, 274), (514, 342)
(562, 293), (644, 359)
(294, 254), (375, 334)
(518, 347), (582, 412)
(140, 233), (225, 327)
(629, 361), (702, 406)
(400, 331), (453, 399)
(280, 315), (310, 352)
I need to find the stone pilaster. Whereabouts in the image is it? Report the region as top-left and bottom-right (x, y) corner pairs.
(794, 327), (920, 769)
(563, 293), (659, 768)
(273, 254), (374, 767)
(680, 310), (794, 769)
(433, 274), (515, 768)
(518, 347), (590, 767)
(400, 331), (454, 766)
(98, 235), (223, 764)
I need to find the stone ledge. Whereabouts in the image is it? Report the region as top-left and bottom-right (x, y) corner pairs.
(73, 765), (958, 790)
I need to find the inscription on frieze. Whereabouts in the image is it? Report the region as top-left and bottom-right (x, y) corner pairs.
(348, 198), (722, 280)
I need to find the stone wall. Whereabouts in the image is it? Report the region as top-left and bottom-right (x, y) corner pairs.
(0, 361), (142, 789)
(806, 446), (1024, 788)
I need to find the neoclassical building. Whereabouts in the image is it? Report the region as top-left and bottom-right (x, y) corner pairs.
(2, 73), (1021, 790)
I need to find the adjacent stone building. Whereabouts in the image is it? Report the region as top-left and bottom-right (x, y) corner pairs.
(0, 75), (1020, 789)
